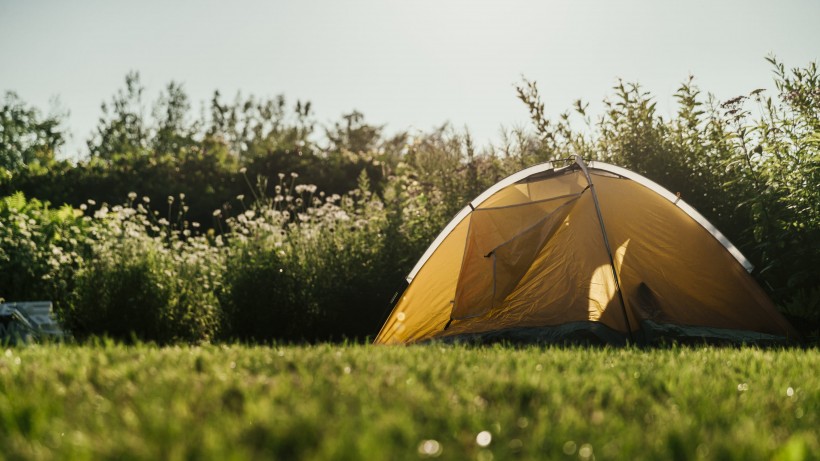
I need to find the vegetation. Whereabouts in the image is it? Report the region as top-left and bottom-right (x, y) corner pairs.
(1, 57), (818, 461)
(0, 344), (817, 460)
(0, 57), (818, 342)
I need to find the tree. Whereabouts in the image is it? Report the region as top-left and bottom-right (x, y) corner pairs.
(87, 71), (148, 160)
(152, 81), (198, 156)
(325, 111), (382, 155)
(0, 92), (65, 179)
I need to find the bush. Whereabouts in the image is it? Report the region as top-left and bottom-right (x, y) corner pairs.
(220, 171), (396, 342)
(67, 198), (221, 343)
(288, 174), (393, 340)
(220, 236), (303, 342)
(0, 192), (88, 316)
(720, 58), (820, 305)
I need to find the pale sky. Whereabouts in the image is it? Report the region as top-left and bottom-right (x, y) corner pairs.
(1, 0), (818, 157)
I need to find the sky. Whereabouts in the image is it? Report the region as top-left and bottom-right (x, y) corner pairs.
(1, 0), (819, 157)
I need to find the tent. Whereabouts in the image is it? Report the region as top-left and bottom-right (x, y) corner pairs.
(375, 156), (799, 345)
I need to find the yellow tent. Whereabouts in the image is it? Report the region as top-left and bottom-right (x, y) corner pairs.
(375, 157), (799, 345)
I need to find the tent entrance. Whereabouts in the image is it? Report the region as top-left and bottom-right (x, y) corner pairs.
(452, 194), (581, 320)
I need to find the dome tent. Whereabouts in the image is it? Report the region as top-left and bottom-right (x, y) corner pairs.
(375, 156), (799, 345)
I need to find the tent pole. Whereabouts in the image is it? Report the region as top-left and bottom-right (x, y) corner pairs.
(574, 155), (634, 342)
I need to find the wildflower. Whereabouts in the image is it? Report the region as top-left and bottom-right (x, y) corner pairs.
(236, 194), (244, 201)
(278, 173), (285, 180)
(94, 206), (109, 218)
(168, 196), (174, 204)
(142, 196), (151, 203)
(290, 172), (299, 178)
(128, 192), (137, 200)
(87, 199), (96, 206)
(239, 167), (248, 174)
(179, 193), (185, 200)
(212, 209), (222, 217)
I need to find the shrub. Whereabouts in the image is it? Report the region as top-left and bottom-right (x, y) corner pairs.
(0, 192), (88, 315)
(720, 58), (820, 305)
(220, 237), (303, 342)
(67, 198), (221, 343)
(218, 198), (303, 341)
(288, 173), (393, 340)
(220, 171), (396, 342)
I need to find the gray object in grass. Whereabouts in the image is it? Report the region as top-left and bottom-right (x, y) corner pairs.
(0, 301), (65, 344)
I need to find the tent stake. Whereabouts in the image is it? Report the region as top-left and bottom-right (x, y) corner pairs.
(574, 156), (634, 342)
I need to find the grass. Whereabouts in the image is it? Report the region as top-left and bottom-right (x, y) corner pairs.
(0, 344), (818, 461)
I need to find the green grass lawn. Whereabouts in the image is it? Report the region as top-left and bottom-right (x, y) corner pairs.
(1, 344), (817, 460)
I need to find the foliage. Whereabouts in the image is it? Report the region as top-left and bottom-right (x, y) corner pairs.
(3, 75), (400, 229)
(67, 196), (222, 343)
(0, 58), (818, 342)
(0, 92), (65, 179)
(719, 57), (820, 304)
(514, 79), (592, 164)
(87, 71), (149, 160)
(220, 170), (394, 342)
(0, 192), (88, 313)
(1, 344), (818, 460)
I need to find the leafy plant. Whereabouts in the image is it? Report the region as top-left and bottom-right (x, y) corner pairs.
(220, 170), (394, 341)
(67, 197), (221, 343)
(0, 92), (66, 178)
(0, 192), (88, 317)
